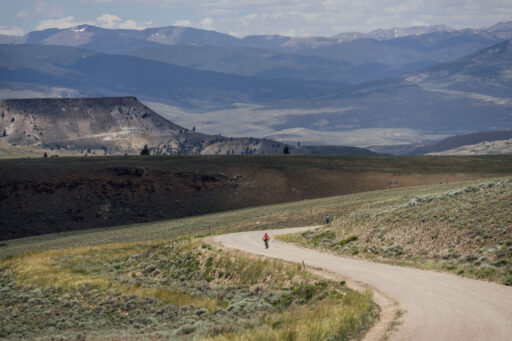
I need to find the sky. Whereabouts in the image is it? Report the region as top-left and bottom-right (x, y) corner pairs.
(1, 0), (511, 37)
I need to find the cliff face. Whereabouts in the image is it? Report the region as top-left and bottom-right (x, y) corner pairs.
(0, 96), (295, 156)
(0, 97), (178, 154)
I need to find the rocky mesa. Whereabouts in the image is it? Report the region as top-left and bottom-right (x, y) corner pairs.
(0, 96), (299, 156)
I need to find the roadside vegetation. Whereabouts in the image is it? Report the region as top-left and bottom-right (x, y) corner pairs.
(0, 238), (376, 340)
(279, 178), (512, 285)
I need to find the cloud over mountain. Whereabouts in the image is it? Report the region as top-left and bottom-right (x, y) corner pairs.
(3, 0), (512, 37)
(36, 14), (151, 30)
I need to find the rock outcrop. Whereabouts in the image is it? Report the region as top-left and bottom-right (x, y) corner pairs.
(0, 96), (295, 156)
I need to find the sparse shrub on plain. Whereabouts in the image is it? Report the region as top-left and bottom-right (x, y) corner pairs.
(140, 145), (150, 155)
(278, 178), (512, 284)
(464, 254), (478, 262)
(339, 235), (358, 246)
(0, 238), (375, 340)
(384, 245), (403, 257)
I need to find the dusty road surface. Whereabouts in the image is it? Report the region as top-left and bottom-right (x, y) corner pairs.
(213, 227), (512, 341)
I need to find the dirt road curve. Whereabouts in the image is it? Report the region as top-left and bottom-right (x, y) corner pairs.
(213, 227), (512, 341)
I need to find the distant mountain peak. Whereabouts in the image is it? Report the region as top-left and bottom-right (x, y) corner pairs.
(488, 20), (512, 30)
(332, 24), (455, 42)
(71, 25), (89, 33)
(5, 20), (512, 54)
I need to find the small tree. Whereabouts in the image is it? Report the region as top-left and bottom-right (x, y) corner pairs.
(140, 145), (150, 155)
(192, 126), (196, 132)
(283, 145), (290, 154)
(43, 152), (48, 158)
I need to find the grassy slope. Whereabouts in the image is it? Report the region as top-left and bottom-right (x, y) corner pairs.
(1, 178), (503, 259)
(7, 154), (511, 240)
(279, 178), (512, 285)
(0, 238), (376, 340)
(430, 138), (512, 155)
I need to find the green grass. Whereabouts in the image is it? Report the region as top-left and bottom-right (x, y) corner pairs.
(2, 153), (512, 173)
(279, 178), (512, 285)
(2, 154), (512, 179)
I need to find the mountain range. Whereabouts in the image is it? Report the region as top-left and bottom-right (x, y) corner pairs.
(0, 21), (511, 149)
(1, 22), (510, 52)
(150, 37), (512, 147)
(270, 38), (512, 131)
(1, 22), (510, 84)
(0, 44), (346, 110)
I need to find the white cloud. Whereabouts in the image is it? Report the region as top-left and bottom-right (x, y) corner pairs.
(36, 14), (151, 30)
(0, 26), (24, 36)
(23, 0), (512, 37)
(16, 10), (31, 18)
(35, 1), (48, 14)
(14, 1), (65, 20)
(34, 1), (65, 18)
(172, 17), (215, 30)
(118, 19), (147, 29)
(199, 17), (214, 30)
(36, 16), (80, 30)
(173, 19), (192, 26)
(95, 14), (123, 28)
(79, 0), (114, 3)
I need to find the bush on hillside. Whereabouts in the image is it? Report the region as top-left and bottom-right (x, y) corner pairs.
(140, 145), (150, 155)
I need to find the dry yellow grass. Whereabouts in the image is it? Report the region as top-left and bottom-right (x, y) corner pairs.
(204, 291), (375, 341)
(2, 240), (223, 310)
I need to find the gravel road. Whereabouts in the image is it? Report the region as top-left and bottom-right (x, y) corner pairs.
(213, 227), (512, 341)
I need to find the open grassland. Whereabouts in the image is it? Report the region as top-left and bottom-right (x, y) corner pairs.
(3, 154), (512, 173)
(2, 178), (508, 260)
(279, 178), (512, 285)
(2, 175), (511, 259)
(0, 238), (376, 340)
(1, 175), (511, 339)
(2, 154), (512, 240)
(0, 143), (80, 159)
(0, 145), (41, 159)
